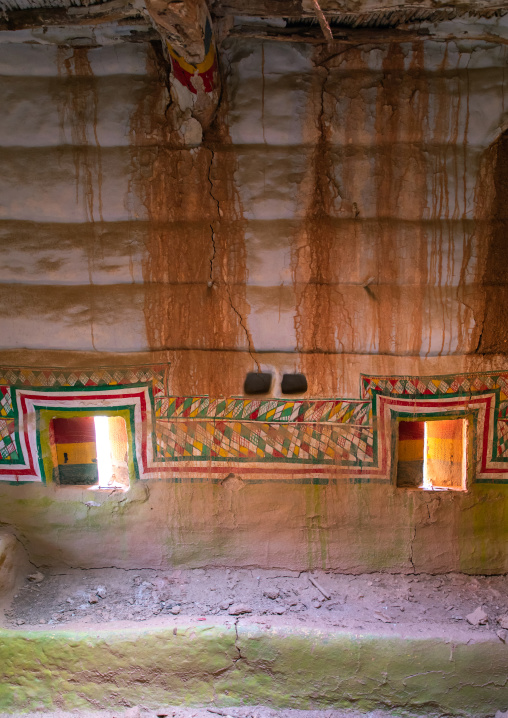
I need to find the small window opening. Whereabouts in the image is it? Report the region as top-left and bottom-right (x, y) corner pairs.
(51, 415), (129, 489)
(397, 418), (467, 491)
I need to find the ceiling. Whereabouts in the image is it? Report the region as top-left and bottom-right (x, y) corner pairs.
(1, 0), (508, 42)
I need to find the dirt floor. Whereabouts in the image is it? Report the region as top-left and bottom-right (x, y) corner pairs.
(3, 568), (508, 643)
(0, 710), (462, 718)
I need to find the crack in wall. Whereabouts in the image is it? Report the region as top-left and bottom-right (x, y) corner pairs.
(233, 617), (244, 662)
(2, 529), (38, 571)
(55, 47), (103, 352)
(408, 524), (417, 573)
(203, 135), (260, 371)
(208, 223), (217, 286)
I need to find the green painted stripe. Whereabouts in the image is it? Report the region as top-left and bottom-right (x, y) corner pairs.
(57, 463), (98, 486)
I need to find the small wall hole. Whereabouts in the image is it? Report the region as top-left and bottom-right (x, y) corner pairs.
(281, 373), (308, 394)
(244, 372), (272, 394)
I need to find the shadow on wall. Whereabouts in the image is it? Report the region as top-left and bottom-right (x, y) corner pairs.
(476, 129), (508, 354)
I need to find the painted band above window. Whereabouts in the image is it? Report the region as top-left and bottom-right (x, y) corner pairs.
(0, 366), (507, 484)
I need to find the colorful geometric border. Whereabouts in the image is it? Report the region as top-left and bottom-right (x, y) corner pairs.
(1, 367), (508, 483)
(361, 372), (508, 400)
(0, 365), (168, 393)
(156, 396), (370, 424)
(0, 385), (157, 482)
(156, 420), (374, 464)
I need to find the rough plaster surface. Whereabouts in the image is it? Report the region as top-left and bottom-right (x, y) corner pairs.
(1, 480), (508, 574)
(0, 531), (30, 606)
(0, 619), (507, 715)
(2, 24), (508, 575)
(0, 712), (444, 718)
(0, 34), (507, 358)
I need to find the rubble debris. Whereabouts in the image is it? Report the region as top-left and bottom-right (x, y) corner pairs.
(498, 614), (508, 630)
(7, 568), (508, 634)
(309, 576), (331, 600)
(228, 603), (252, 615)
(374, 611), (392, 623)
(27, 572), (44, 583)
(466, 606), (488, 626)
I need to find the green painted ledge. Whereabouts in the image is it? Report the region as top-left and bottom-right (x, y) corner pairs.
(0, 620), (507, 716)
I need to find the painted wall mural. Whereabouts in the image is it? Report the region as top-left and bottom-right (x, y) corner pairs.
(0, 365), (507, 484)
(166, 16), (217, 96)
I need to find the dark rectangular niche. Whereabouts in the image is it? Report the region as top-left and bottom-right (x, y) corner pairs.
(244, 372), (272, 394)
(281, 373), (308, 394)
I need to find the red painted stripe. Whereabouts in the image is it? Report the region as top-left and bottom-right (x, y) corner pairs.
(53, 416), (96, 444)
(399, 420), (425, 440)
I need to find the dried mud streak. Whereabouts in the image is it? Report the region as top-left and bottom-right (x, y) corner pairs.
(291, 43), (434, 391)
(427, 44), (473, 357)
(206, 139), (259, 372)
(56, 48), (104, 350)
(374, 43), (429, 357)
(291, 48), (348, 391)
(452, 46), (475, 356)
(129, 44), (252, 392)
(476, 132), (508, 355)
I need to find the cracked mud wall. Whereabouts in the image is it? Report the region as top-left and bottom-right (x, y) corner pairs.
(1, 36), (508, 370)
(2, 32), (508, 572)
(475, 130), (508, 354)
(2, 480), (508, 573)
(4, 621), (508, 714)
(128, 44), (253, 371)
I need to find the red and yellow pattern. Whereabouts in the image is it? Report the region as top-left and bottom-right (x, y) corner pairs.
(166, 17), (217, 94)
(397, 420), (425, 487)
(52, 416), (98, 485)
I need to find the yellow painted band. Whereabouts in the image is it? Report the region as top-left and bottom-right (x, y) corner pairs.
(398, 439), (424, 462)
(56, 441), (97, 466)
(166, 42), (216, 75)
(426, 437), (463, 462)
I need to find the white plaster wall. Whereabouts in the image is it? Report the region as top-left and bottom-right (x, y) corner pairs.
(224, 38), (507, 355)
(0, 41), (151, 351)
(0, 31), (506, 356)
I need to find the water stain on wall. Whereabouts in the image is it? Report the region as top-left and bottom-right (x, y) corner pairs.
(56, 47), (104, 223)
(129, 43), (254, 392)
(291, 40), (479, 380)
(373, 42), (429, 357)
(55, 47), (104, 350)
(292, 43), (432, 382)
(475, 130), (508, 354)
(429, 43), (475, 357)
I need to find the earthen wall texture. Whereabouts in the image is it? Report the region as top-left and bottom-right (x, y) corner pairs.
(2, 32), (508, 572)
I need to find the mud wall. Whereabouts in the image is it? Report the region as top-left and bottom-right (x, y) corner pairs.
(3, 36), (508, 369)
(1, 30), (508, 572)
